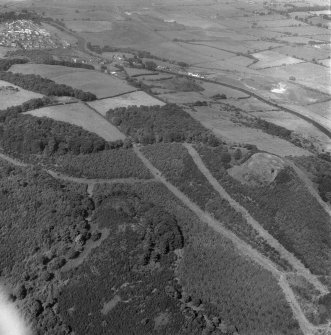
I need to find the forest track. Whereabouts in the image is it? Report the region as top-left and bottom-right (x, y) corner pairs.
(286, 158), (331, 218)
(184, 143), (329, 295)
(133, 144), (320, 335)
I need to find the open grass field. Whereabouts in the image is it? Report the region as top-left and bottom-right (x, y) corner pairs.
(188, 105), (312, 157)
(124, 67), (156, 77)
(250, 110), (331, 152)
(65, 20), (113, 33)
(251, 51), (304, 69)
(200, 82), (249, 99)
(260, 62), (331, 95)
(277, 45), (331, 62)
(0, 79), (43, 109)
(159, 91), (206, 104)
(25, 102), (125, 141)
(10, 64), (135, 99)
(305, 100), (331, 121)
(87, 91), (165, 116)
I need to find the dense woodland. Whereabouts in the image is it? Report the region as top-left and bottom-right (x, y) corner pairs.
(106, 104), (219, 145)
(54, 148), (152, 179)
(141, 143), (291, 271)
(195, 144), (331, 276)
(92, 182), (302, 335)
(0, 57), (29, 71)
(291, 155), (331, 203)
(0, 71), (96, 100)
(0, 114), (109, 158)
(0, 160), (93, 334)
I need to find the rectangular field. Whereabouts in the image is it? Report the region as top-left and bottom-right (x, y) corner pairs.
(0, 80), (43, 109)
(188, 105), (312, 157)
(10, 64), (134, 99)
(87, 91), (165, 116)
(251, 51), (304, 69)
(260, 62), (331, 94)
(26, 102), (125, 141)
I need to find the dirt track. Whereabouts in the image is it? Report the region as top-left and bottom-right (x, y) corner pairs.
(184, 143), (328, 295)
(133, 145), (329, 335)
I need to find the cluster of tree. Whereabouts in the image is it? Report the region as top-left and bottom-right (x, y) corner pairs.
(0, 71), (96, 100)
(54, 148), (152, 180)
(252, 117), (292, 140)
(0, 57), (29, 71)
(0, 10), (41, 23)
(59, 192), (187, 335)
(196, 144), (331, 276)
(106, 104), (220, 145)
(141, 143), (291, 270)
(95, 182), (289, 335)
(291, 156), (331, 203)
(0, 114), (108, 158)
(0, 97), (52, 122)
(141, 206), (183, 264)
(0, 160), (94, 335)
(6, 51), (95, 70)
(0, 71), (97, 101)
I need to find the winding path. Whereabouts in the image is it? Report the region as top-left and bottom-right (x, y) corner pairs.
(184, 143), (328, 295)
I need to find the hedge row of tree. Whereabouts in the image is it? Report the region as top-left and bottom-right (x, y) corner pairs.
(0, 71), (96, 101)
(0, 57), (29, 71)
(106, 104), (220, 145)
(0, 96), (52, 122)
(6, 51), (95, 70)
(196, 144), (331, 276)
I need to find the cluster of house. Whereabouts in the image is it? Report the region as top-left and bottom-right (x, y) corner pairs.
(0, 20), (70, 49)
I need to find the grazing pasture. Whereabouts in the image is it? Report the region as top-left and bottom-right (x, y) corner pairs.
(188, 105), (312, 157)
(26, 102), (125, 141)
(65, 20), (113, 32)
(260, 63), (331, 94)
(305, 101), (331, 121)
(277, 45), (331, 62)
(0, 80), (43, 108)
(251, 51), (303, 69)
(200, 82), (249, 99)
(88, 91), (165, 116)
(10, 64), (134, 99)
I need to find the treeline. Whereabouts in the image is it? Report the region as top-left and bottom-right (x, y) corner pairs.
(0, 96), (52, 122)
(6, 50), (95, 70)
(196, 144), (331, 276)
(0, 71), (96, 101)
(0, 114), (108, 158)
(106, 104), (220, 145)
(0, 10), (41, 23)
(0, 57), (29, 71)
